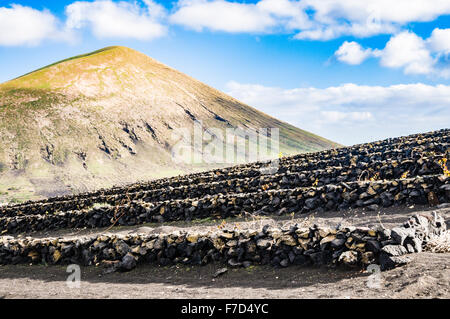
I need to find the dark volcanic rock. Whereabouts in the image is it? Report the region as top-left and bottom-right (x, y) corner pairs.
(366, 240), (381, 253)
(330, 237), (346, 249)
(120, 253), (137, 271)
(379, 253), (411, 271)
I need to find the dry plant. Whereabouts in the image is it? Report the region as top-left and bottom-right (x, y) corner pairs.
(358, 169), (379, 181)
(424, 231), (450, 253)
(438, 157), (450, 177)
(105, 188), (132, 232)
(370, 172), (380, 181)
(217, 220), (227, 230)
(358, 170), (368, 181)
(377, 211), (386, 229)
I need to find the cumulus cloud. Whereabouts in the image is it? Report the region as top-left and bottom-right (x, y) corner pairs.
(427, 28), (450, 54)
(380, 32), (434, 75)
(169, 0), (310, 33)
(334, 41), (380, 65)
(0, 4), (64, 46)
(66, 0), (167, 40)
(3, 1), (450, 46)
(0, 1), (168, 46)
(226, 81), (450, 145)
(170, 0), (450, 40)
(295, 0), (450, 40)
(336, 29), (450, 77)
(169, 0), (275, 33)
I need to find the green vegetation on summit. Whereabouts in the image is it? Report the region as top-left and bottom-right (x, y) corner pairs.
(0, 46), (340, 202)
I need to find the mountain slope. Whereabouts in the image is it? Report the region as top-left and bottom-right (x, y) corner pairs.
(0, 46), (340, 202)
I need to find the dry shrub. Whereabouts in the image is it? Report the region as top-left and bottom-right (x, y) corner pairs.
(424, 231), (450, 253)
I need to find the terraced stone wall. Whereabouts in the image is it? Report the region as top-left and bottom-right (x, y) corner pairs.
(0, 213), (445, 272)
(2, 129), (448, 214)
(1, 150), (447, 217)
(1, 175), (448, 235)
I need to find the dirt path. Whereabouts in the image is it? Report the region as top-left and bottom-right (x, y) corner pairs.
(0, 252), (448, 299)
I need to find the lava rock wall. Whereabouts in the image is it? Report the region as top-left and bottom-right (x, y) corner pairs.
(2, 129), (448, 215)
(0, 175), (448, 235)
(0, 213), (445, 272)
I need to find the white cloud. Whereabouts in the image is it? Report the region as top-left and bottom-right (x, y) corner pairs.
(336, 29), (450, 77)
(249, 0), (311, 30)
(0, 1), (168, 46)
(379, 32), (434, 75)
(170, 0), (276, 33)
(320, 111), (373, 123)
(143, 0), (167, 20)
(294, 17), (398, 41)
(170, 0), (450, 40)
(428, 28), (450, 54)
(3, 1), (450, 46)
(295, 0), (450, 40)
(335, 41), (379, 65)
(0, 4), (63, 46)
(66, 0), (167, 40)
(169, 0), (316, 34)
(226, 81), (450, 145)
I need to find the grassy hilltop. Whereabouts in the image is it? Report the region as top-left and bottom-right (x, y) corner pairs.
(0, 46), (340, 203)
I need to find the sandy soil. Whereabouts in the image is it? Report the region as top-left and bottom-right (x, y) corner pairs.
(1, 205), (449, 299)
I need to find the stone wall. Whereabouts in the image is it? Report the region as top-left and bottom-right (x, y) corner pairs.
(1, 175), (448, 235)
(0, 213), (445, 272)
(2, 129), (447, 214)
(0, 150), (446, 217)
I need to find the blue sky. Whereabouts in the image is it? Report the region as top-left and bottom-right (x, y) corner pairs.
(1, 0), (450, 145)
